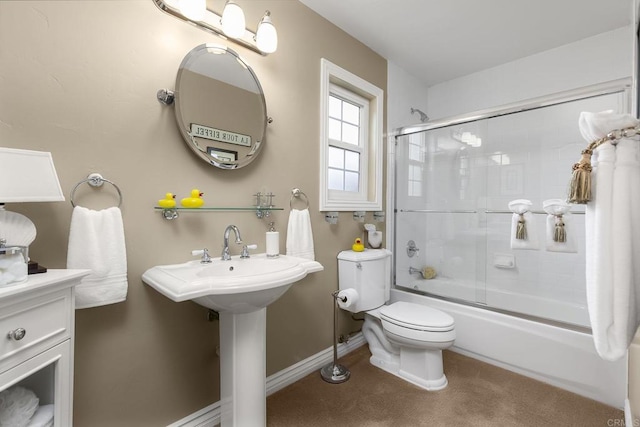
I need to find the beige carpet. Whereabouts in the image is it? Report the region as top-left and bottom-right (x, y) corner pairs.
(267, 346), (623, 426)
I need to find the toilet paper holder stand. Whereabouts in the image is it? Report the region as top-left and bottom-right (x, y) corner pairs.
(320, 290), (351, 384)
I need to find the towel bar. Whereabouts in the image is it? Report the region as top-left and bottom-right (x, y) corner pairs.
(70, 173), (123, 208)
(290, 188), (309, 210)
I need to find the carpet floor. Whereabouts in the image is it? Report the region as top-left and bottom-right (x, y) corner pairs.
(266, 346), (623, 426)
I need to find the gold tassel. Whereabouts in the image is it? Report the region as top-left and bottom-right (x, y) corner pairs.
(567, 149), (593, 204)
(553, 215), (566, 243)
(516, 213), (527, 240)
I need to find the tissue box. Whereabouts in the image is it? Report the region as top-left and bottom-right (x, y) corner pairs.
(0, 245), (28, 287)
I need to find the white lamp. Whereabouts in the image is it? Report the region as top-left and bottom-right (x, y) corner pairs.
(256, 11), (278, 54)
(221, 1), (246, 38)
(0, 147), (65, 248)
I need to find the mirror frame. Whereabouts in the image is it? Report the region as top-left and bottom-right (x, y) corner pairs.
(174, 44), (268, 169)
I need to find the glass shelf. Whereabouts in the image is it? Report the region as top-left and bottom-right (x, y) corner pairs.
(154, 206), (283, 220)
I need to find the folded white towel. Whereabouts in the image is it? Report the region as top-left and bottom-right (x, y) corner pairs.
(286, 208), (315, 260)
(542, 199), (576, 253)
(26, 404), (54, 427)
(0, 386), (39, 427)
(545, 214), (576, 253)
(508, 199), (538, 250)
(67, 206), (128, 309)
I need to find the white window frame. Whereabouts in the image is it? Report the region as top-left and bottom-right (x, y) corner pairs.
(320, 58), (384, 211)
(327, 85), (369, 200)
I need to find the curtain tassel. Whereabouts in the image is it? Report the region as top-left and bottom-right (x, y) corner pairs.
(554, 215), (566, 243)
(567, 149), (593, 204)
(516, 213), (527, 240)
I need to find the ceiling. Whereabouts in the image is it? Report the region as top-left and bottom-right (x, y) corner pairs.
(299, 0), (633, 87)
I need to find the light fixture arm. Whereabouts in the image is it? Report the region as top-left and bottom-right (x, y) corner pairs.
(152, 0), (273, 56)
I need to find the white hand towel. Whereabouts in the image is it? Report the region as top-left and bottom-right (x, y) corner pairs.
(286, 208), (315, 260)
(579, 110), (640, 361)
(544, 214), (576, 253)
(26, 404), (54, 427)
(67, 206), (128, 309)
(542, 199), (576, 253)
(508, 199), (538, 250)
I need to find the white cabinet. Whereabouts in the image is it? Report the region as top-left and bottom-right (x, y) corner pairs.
(0, 270), (88, 427)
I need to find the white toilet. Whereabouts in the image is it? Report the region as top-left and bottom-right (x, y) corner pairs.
(337, 249), (455, 390)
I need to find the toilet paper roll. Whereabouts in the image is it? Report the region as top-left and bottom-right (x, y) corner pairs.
(337, 288), (359, 310)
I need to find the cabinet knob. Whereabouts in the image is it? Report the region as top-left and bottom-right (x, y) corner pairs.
(7, 328), (26, 341)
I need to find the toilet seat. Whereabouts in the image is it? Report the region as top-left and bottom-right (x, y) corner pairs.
(380, 302), (454, 332)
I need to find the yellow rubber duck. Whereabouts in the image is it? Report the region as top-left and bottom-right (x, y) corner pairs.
(158, 192), (176, 209)
(352, 238), (365, 252)
(181, 189), (205, 208)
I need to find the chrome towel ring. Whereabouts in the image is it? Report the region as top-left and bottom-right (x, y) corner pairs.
(70, 173), (123, 208)
(290, 188), (309, 210)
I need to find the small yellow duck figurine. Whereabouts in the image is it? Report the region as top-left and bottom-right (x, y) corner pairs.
(181, 189), (205, 208)
(158, 192), (176, 209)
(352, 238), (365, 252)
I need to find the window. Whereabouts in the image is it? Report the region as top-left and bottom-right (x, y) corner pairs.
(320, 59), (384, 211)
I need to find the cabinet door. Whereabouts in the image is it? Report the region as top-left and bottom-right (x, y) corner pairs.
(0, 340), (71, 427)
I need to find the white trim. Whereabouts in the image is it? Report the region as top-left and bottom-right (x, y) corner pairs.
(167, 333), (366, 427)
(320, 58), (384, 212)
(166, 401), (221, 427)
(626, 398), (634, 427)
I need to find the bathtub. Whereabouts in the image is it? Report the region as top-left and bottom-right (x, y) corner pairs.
(390, 287), (627, 408)
(405, 277), (591, 328)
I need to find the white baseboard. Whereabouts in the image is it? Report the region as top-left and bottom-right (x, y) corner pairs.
(168, 333), (366, 427)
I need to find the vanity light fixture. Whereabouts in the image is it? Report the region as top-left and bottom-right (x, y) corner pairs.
(153, 0), (278, 55)
(255, 11), (278, 54)
(221, 1), (246, 38)
(178, 0), (205, 21)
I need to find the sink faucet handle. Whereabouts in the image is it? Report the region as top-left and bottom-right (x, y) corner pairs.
(240, 244), (257, 259)
(192, 248), (212, 264)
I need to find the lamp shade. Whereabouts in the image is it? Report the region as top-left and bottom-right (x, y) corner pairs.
(0, 147), (64, 203)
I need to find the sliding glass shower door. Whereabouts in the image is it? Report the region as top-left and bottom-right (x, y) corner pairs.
(394, 88), (629, 327)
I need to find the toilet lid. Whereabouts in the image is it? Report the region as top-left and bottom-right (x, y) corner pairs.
(380, 302), (454, 332)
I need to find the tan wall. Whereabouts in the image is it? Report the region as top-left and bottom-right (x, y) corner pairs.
(0, 1), (387, 425)
(631, 333), (640, 421)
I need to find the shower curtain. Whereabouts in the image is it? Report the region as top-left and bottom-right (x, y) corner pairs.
(579, 111), (640, 361)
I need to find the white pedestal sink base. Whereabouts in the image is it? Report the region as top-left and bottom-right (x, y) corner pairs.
(220, 308), (267, 427)
(141, 253), (324, 426)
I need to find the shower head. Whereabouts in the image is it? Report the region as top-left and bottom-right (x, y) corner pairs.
(410, 107), (429, 123)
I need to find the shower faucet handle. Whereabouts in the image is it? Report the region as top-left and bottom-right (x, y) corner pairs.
(407, 240), (420, 258)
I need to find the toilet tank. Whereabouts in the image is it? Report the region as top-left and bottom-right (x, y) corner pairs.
(337, 248), (392, 313)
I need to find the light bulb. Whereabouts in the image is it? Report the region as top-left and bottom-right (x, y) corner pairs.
(221, 1), (246, 38)
(179, 0), (205, 21)
(256, 11), (278, 53)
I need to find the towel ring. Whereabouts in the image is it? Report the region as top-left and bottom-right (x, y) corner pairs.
(290, 188), (309, 210)
(70, 173), (123, 208)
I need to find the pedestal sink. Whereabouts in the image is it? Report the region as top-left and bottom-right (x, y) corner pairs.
(142, 253), (323, 426)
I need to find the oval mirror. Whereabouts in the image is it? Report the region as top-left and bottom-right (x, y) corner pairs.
(174, 44), (268, 169)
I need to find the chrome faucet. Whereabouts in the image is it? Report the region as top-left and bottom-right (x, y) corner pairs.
(221, 225), (243, 260)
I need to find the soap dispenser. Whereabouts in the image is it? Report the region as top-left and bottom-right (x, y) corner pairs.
(266, 222), (279, 258)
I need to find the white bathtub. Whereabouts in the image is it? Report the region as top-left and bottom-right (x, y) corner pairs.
(390, 288), (627, 408)
(405, 277), (591, 328)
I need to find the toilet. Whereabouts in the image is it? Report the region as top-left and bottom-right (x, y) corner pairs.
(337, 249), (455, 390)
